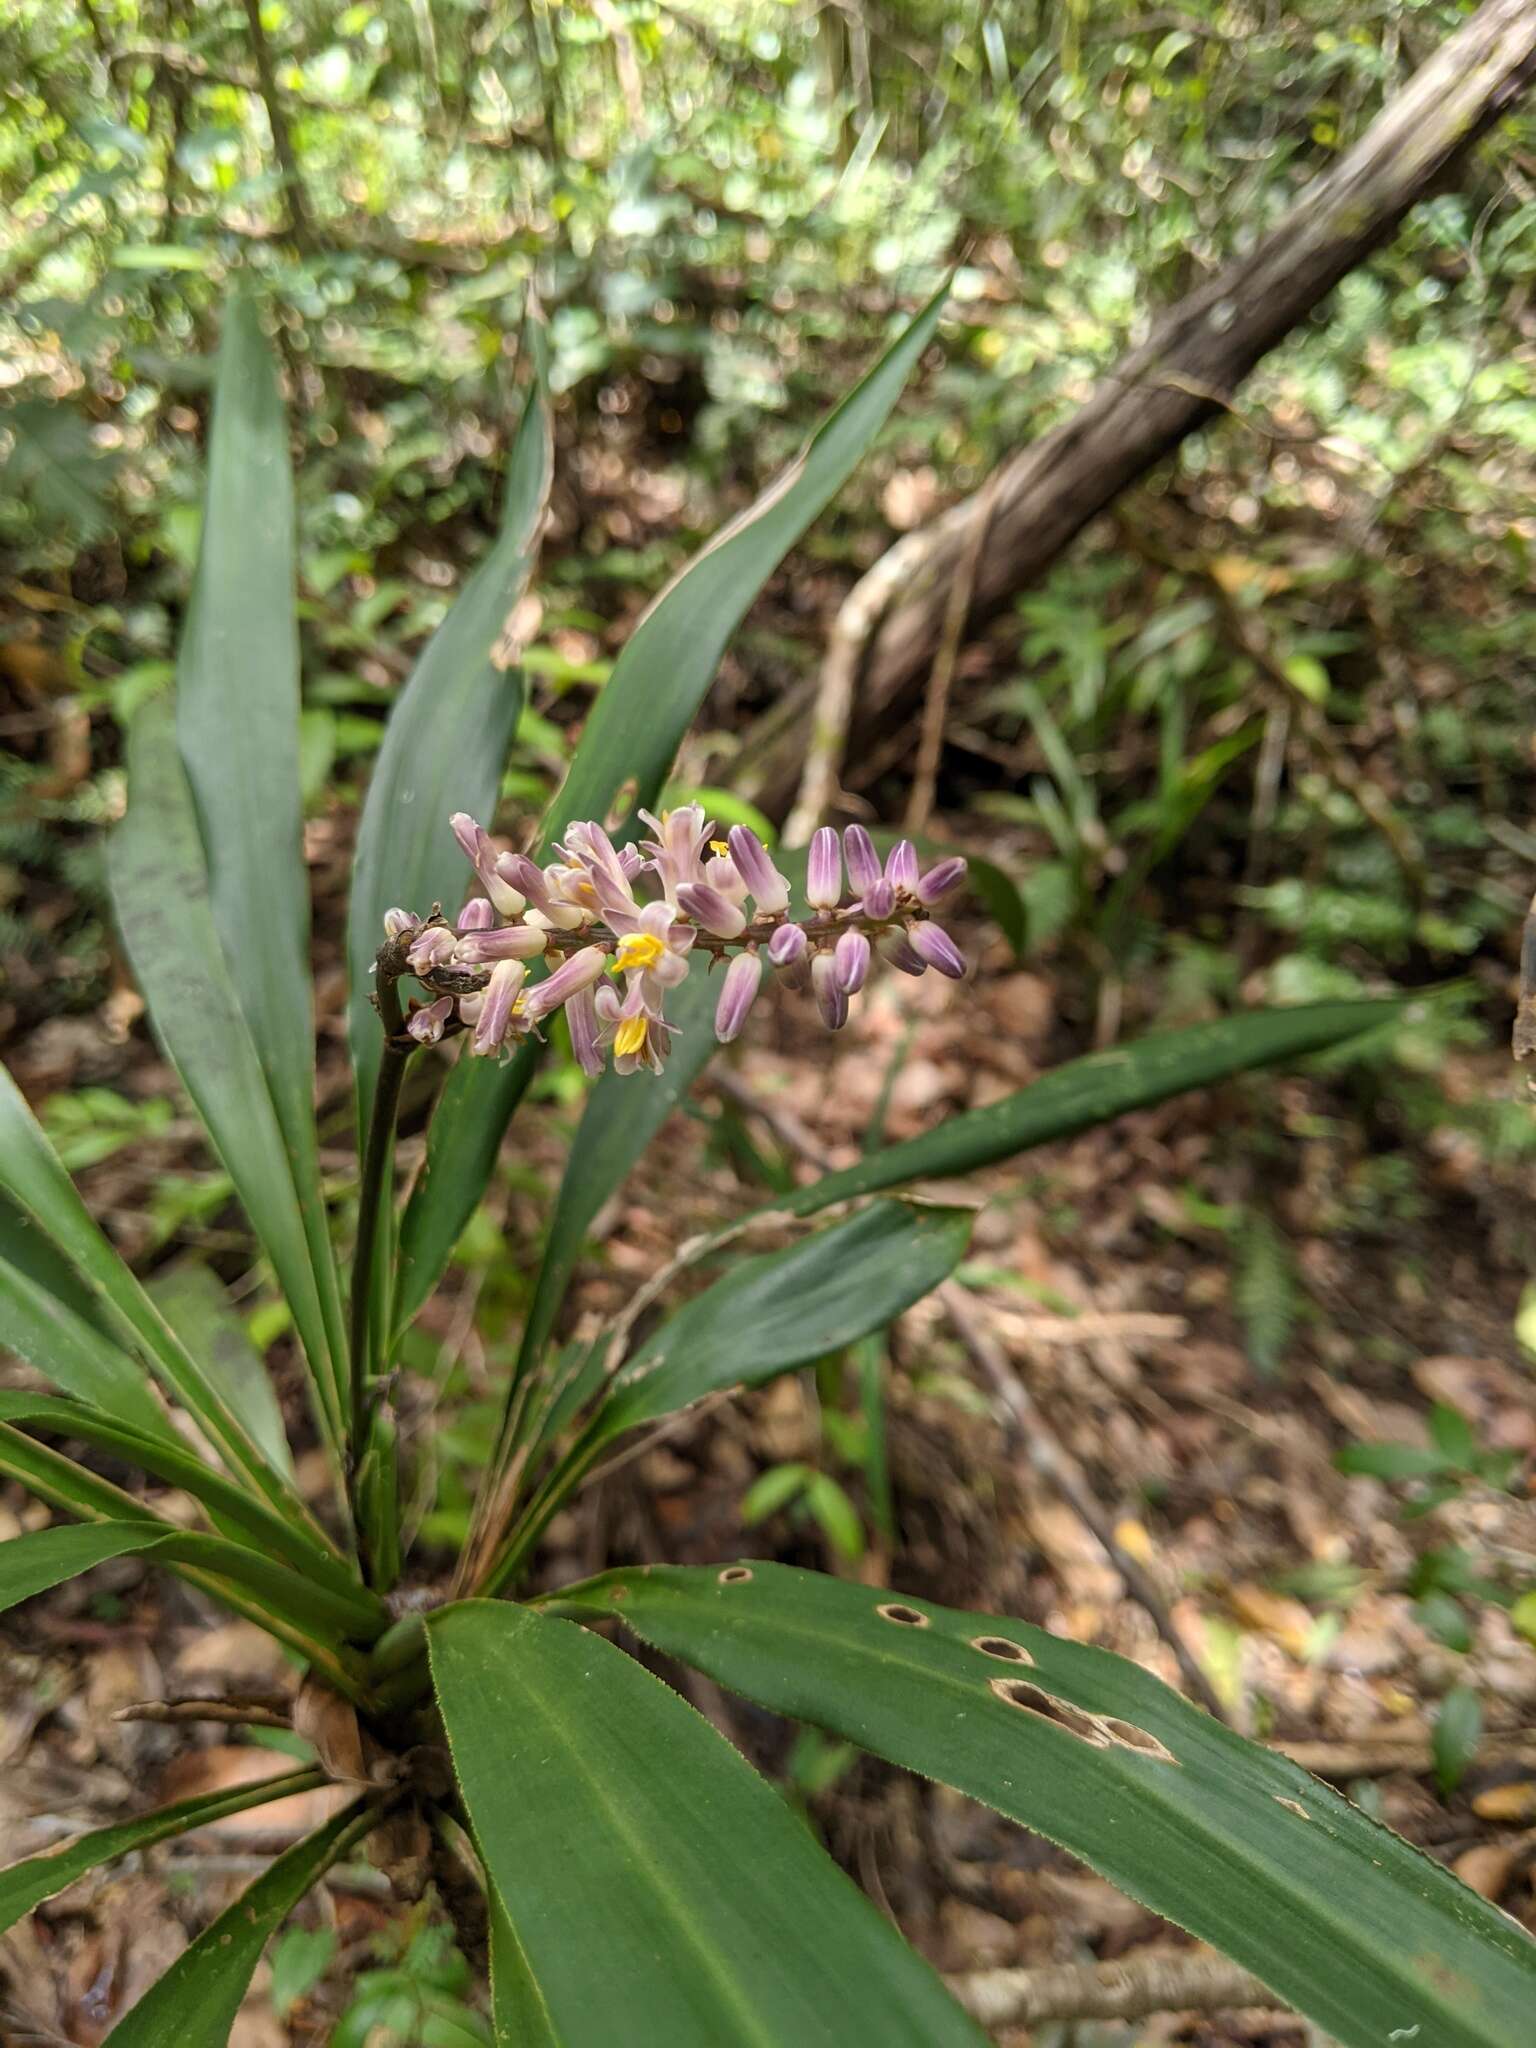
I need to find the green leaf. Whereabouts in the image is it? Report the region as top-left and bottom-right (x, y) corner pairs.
(1232, 1211), (1296, 1377)
(397, 289), (946, 1325)
(1434, 1685), (1483, 1796)
(557, 1564), (1536, 2048)
(803, 1473), (865, 1561)
(149, 1262), (292, 1478)
(102, 1801), (372, 2047)
(0, 1518), (385, 1643)
(0, 1769), (325, 1936)
(1427, 1401), (1478, 1468)
(776, 1002), (1399, 1220)
(270, 1926), (337, 2020)
(591, 1201), (971, 1449)
(174, 292), (345, 1421)
(1335, 1442), (1452, 1481)
(0, 1252), (172, 1440)
(1413, 1591), (1472, 1654)
(108, 696), (344, 1462)
(0, 1392), (351, 1589)
(427, 1600), (984, 2047)
(0, 1063), (313, 1529)
(348, 330), (553, 1130)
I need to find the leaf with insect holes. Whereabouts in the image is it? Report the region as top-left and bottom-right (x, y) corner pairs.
(554, 1562), (1536, 2048)
(0, 1770), (325, 1937)
(428, 1600), (985, 2047)
(396, 286), (948, 1329)
(102, 1802), (371, 2047)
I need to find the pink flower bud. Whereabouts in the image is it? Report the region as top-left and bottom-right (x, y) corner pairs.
(833, 928), (871, 995)
(767, 919), (810, 990)
(807, 826), (843, 909)
(521, 945), (608, 1024)
(456, 924), (547, 964)
(500, 853), (587, 931)
(458, 897), (495, 931)
(566, 985), (605, 1078)
(728, 825), (790, 916)
(885, 839), (919, 892)
(878, 931), (928, 978)
(675, 882), (747, 940)
(860, 877), (897, 921)
(407, 926), (458, 977)
(406, 996), (454, 1045)
(908, 922), (965, 979)
(714, 950), (763, 1043)
(842, 824), (882, 896)
(383, 907), (420, 939)
(915, 856), (967, 906)
(811, 951), (849, 1029)
(471, 959), (527, 1055)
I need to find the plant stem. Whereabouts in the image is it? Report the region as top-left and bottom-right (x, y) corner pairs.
(349, 964), (410, 1473)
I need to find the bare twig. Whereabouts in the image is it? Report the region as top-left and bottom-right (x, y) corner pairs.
(904, 470), (1003, 837)
(948, 1947), (1278, 2029)
(113, 1697), (291, 1729)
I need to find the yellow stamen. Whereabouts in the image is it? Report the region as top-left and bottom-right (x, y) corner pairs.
(614, 1015), (648, 1059)
(710, 839), (730, 857)
(614, 931), (666, 972)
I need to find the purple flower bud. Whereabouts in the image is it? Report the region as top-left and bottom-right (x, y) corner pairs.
(842, 824), (882, 896)
(565, 985), (605, 1079)
(833, 928), (871, 995)
(767, 919), (810, 990)
(450, 811), (525, 916)
(406, 996), (453, 1045)
(714, 950), (763, 1044)
(908, 922), (966, 979)
(458, 896), (495, 931)
(811, 950), (849, 1029)
(451, 812), (488, 867)
(455, 923), (548, 963)
(594, 982), (622, 1026)
(860, 877), (897, 922)
(501, 853), (587, 931)
(914, 856), (967, 907)
(471, 959), (527, 1055)
(704, 851), (748, 904)
(807, 826), (843, 909)
(728, 824), (790, 916)
(878, 931), (928, 977)
(407, 926), (458, 976)
(675, 882), (747, 939)
(383, 907), (420, 939)
(885, 839), (919, 892)
(521, 945), (608, 1024)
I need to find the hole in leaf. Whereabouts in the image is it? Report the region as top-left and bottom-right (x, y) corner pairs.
(718, 1567), (754, 1585)
(876, 1603), (930, 1628)
(1274, 1796), (1310, 1819)
(989, 1678), (1109, 1745)
(609, 1586), (629, 1602)
(971, 1635), (1034, 1665)
(1099, 1716), (1178, 1764)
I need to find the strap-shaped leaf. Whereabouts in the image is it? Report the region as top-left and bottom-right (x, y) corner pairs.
(482, 1201), (972, 1593)
(397, 289), (947, 1329)
(775, 998), (1398, 1219)
(149, 1262), (292, 1478)
(174, 292), (346, 1413)
(348, 328), (553, 1128)
(0, 1063), (314, 1531)
(0, 1254), (171, 1440)
(0, 1393), (351, 1588)
(102, 1800), (372, 2048)
(558, 1564), (1536, 2048)
(108, 696), (344, 1459)
(592, 1200), (971, 1447)
(0, 1519), (385, 1642)
(427, 1600), (984, 2047)
(0, 1768), (325, 1936)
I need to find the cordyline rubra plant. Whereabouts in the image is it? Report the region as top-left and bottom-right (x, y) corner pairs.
(1, 292), (1531, 2048)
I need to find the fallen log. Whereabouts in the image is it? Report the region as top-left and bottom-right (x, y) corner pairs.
(745, 0), (1536, 826)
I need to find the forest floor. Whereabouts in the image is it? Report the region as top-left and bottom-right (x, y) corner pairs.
(3, 828), (1535, 2046)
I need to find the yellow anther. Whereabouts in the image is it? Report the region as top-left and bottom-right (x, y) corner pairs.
(614, 1015), (648, 1058)
(615, 931), (666, 972)
(710, 839), (730, 857)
